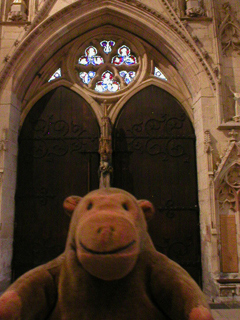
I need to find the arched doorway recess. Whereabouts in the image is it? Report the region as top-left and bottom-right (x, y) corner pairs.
(14, 83), (201, 286)
(8, 10), (212, 282)
(13, 86), (100, 279)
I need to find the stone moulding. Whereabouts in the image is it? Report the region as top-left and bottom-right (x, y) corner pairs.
(204, 130), (217, 230)
(0, 0), (217, 93)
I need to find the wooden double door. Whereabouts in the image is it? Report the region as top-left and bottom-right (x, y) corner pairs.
(13, 85), (201, 284)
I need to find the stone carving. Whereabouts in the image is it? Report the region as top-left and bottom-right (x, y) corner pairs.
(99, 103), (113, 188)
(0, 129), (8, 152)
(214, 131), (240, 204)
(204, 130), (216, 230)
(219, 2), (240, 56)
(185, 0), (204, 17)
(215, 131), (239, 179)
(229, 87), (240, 122)
(8, 0), (28, 21)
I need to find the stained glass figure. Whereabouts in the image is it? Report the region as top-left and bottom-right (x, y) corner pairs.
(100, 40), (115, 54)
(154, 67), (167, 81)
(119, 71), (136, 84)
(79, 71), (96, 84)
(112, 45), (137, 66)
(95, 71), (120, 92)
(48, 68), (61, 82)
(78, 46), (104, 66)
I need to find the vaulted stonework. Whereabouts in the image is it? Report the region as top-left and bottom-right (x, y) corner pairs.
(0, 0), (240, 302)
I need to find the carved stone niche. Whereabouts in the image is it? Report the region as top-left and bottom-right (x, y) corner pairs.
(8, 0), (28, 22)
(214, 134), (240, 274)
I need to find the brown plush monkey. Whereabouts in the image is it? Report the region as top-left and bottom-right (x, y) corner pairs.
(0, 188), (214, 320)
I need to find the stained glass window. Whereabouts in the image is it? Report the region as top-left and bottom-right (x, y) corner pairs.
(154, 67), (167, 81)
(79, 71), (96, 84)
(47, 39), (169, 94)
(95, 71), (120, 93)
(77, 40), (138, 92)
(100, 40), (115, 54)
(119, 71), (136, 84)
(48, 68), (61, 82)
(78, 46), (104, 66)
(112, 45), (137, 66)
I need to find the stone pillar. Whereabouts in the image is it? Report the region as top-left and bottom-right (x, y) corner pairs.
(0, 81), (20, 294)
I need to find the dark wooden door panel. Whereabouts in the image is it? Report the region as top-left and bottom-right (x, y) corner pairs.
(113, 85), (201, 284)
(14, 85), (201, 285)
(13, 87), (100, 279)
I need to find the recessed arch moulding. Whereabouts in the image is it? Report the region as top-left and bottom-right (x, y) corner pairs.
(0, 0), (219, 296)
(20, 24), (194, 127)
(1, 1), (216, 105)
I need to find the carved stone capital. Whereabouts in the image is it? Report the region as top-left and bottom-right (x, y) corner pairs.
(228, 129), (239, 141)
(185, 0), (205, 17)
(8, 0), (28, 22)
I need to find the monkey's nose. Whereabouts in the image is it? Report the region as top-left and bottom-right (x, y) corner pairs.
(97, 226), (115, 245)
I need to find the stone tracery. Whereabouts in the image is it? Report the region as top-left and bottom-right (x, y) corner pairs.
(215, 138), (240, 274)
(219, 2), (240, 56)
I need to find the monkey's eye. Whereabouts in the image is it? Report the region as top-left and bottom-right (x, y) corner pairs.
(122, 202), (129, 211)
(87, 202), (93, 210)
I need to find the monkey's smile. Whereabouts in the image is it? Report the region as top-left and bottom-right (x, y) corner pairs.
(80, 240), (136, 255)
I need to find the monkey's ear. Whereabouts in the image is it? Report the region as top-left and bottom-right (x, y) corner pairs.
(63, 196), (82, 217)
(138, 200), (155, 221)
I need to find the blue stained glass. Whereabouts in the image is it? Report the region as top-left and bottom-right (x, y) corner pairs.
(48, 68), (61, 82)
(95, 71), (120, 92)
(154, 67), (167, 81)
(78, 46), (104, 66)
(100, 40), (115, 54)
(119, 71), (136, 84)
(79, 71), (96, 84)
(112, 45), (137, 66)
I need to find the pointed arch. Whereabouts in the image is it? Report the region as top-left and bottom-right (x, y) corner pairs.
(110, 78), (193, 125)
(0, 0), (217, 102)
(21, 81), (103, 127)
